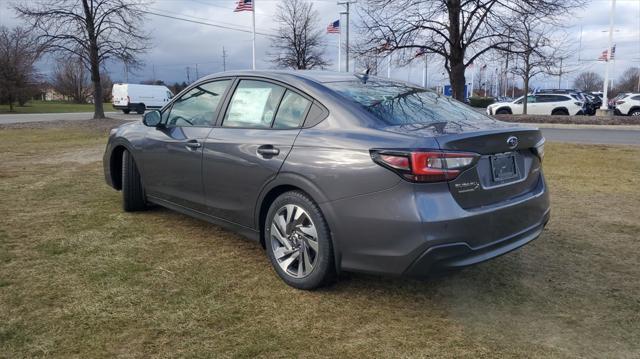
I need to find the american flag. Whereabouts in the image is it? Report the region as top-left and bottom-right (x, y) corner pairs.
(610, 44), (616, 60)
(326, 20), (340, 34)
(598, 44), (616, 61)
(598, 49), (608, 61)
(234, 0), (253, 12)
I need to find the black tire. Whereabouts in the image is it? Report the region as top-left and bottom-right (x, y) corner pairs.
(496, 108), (510, 115)
(552, 108), (569, 116)
(630, 109), (640, 117)
(136, 104), (146, 115)
(264, 191), (336, 290)
(122, 150), (147, 212)
(122, 109), (131, 114)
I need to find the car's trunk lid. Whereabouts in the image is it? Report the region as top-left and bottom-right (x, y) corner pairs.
(435, 128), (544, 209)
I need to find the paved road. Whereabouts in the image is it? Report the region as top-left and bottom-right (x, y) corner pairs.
(0, 111), (141, 124)
(540, 128), (640, 146)
(1, 112), (639, 146)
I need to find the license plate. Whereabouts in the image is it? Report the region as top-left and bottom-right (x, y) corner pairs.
(490, 153), (518, 181)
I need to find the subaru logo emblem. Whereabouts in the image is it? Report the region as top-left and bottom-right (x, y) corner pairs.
(506, 136), (519, 149)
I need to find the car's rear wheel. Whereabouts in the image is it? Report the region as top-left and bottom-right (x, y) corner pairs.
(122, 150), (147, 212)
(630, 109), (640, 117)
(264, 191), (335, 289)
(122, 109), (130, 114)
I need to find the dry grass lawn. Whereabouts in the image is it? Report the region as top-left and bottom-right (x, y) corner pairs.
(1, 120), (639, 358)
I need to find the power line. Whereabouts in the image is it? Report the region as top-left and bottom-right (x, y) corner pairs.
(141, 10), (277, 38)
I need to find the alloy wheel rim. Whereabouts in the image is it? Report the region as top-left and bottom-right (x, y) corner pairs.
(270, 204), (319, 278)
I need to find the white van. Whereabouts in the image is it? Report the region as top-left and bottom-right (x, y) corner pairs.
(111, 84), (174, 114)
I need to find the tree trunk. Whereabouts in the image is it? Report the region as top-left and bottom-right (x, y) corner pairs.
(450, 62), (466, 101)
(82, 0), (105, 119)
(447, 0), (466, 101)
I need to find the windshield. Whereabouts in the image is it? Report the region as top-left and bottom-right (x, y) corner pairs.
(324, 79), (495, 126)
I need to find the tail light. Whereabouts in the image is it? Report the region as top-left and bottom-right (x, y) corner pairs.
(371, 150), (479, 183)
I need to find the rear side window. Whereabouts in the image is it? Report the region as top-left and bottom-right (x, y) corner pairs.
(273, 90), (311, 129)
(325, 80), (495, 126)
(224, 80), (285, 128)
(166, 80), (230, 127)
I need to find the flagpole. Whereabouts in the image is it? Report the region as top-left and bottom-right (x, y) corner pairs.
(600, 0), (615, 112)
(338, 27), (341, 72)
(251, 0), (256, 70)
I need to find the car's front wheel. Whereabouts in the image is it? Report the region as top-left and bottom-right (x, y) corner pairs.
(264, 191), (335, 289)
(121, 150), (147, 212)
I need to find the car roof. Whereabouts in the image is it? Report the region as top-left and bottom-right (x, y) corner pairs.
(199, 70), (365, 85)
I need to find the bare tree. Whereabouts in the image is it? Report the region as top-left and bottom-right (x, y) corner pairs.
(14, 0), (150, 119)
(573, 71), (604, 92)
(614, 67), (640, 93)
(507, 14), (562, 114)
(0, 26), (45, 112)
(270, 0), (329, 70)
(52, 58), (91, 103)
(358, 0), (584, 101)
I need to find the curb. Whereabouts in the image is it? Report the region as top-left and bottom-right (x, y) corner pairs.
(516, 123), (640, 131)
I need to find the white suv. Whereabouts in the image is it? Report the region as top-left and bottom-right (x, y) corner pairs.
(487, 94), (584, 116)
(614, 93), (640, 116)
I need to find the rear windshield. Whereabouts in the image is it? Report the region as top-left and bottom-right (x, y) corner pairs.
(325, 79), (494, 126)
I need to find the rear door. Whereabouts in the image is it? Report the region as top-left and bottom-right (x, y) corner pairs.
(138, 79), (233, 212)
(202, 78), (312, 227)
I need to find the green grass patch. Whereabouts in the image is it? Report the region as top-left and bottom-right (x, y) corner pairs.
(0, 100), (112, 114)
(1, 122), (639, 357)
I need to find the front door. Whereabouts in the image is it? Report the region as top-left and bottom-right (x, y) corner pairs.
(138, 79), (232, 212)
(202, 79), (312, 227)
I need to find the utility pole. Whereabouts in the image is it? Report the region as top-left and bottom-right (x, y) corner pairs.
(422, 53), (429, 88)
(338, 1), (356, 72)
(186, 66), (191, 84)
(222, 46), (227, 71)
(558, 57), (563, 89)
(195, 63), (199, 79)
(599, 0), (616, 113)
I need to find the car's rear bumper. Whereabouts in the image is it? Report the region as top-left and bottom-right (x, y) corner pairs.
(404, 209), (549, 276)
(322, 174), (550, 276)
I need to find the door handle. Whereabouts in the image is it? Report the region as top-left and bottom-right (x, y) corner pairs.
(257, 145), (280, 157)
(185, 140), (202, 150)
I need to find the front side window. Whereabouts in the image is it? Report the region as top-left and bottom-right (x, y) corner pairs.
(166, 80), (230, 127)
(273, 90), (311, 129)
(223, 80), (285, 128)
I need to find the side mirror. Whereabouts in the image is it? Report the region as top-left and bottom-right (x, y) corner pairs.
(142, 110), (162, 127)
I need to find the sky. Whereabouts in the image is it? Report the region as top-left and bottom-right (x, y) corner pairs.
(1, 0), (639, 90)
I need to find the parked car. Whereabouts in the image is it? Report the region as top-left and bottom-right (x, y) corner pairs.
(487, 93), (584, 116)
(536, 89), (596, 115)
(103, 71), (550, 289)
(613, 93), (640, 116)
(609, 93), (631, 109)
(112, 83), (174, 114)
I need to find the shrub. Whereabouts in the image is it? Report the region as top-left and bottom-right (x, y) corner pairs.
(468, 96), (495, 108)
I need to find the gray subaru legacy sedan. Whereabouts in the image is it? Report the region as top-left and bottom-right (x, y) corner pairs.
(103, 70), (550, 289)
